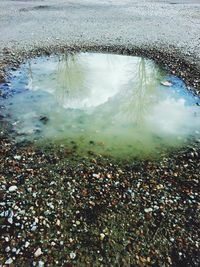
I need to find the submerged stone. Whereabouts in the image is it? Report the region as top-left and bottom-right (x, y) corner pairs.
(0, 52), (200, 159)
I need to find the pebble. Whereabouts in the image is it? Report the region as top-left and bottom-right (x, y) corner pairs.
(144, 208), (153, 213)
(38, 261), (45, 267)
(70, 252), (76, 259)
(34, 248), (43, 257)
(56, 219), (61, 226)
(13, 155), (21, 160)
(5, 246), (11, 252)
(7, 217), (13, 224)
(100, 233), (105, 240)
(5, 258), (13, 264)
(31, 225), (37, 231)
(161, 80), (172, 87)
(5, 237), (9, 242)
(93, 173), (100, 178)
(25, 241), (30, 248)
(8, 185), (18, 192)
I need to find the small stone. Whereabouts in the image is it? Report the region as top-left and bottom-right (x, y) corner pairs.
(25, 241), (30, 248)
(93, 173), (100, 178)
(14, 155), (21, 160)
(34, 247), (43, 257)
(76, 220), (81, 225)
(5, 246), (11, 252)
(100, 233), (105, 240)
(38, 261), (45, 267)
(8, 186), (18, 192)
(70, 252), (76, 259)
(5, 236), (9, 242)
(8, 217), (13, 224)
(5, 258), (13, 264)
(39, 116), (49, 124)
(31, 225), (37, 231)
(144, 208), (153, 213)
(56, 219), (61, 226)
(161, 80), (172, 87)
(147, 257), (151, 262)
(0, 210), (10, 218)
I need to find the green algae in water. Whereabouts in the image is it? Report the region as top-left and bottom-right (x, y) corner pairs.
(1, 52), (200, 159)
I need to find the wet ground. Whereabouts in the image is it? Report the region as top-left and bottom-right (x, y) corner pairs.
(0, 1), (200, 267)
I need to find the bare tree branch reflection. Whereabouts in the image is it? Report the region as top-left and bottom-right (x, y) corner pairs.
(56, 53), (89, 106)
(27, 60), (33, 89)
(117, 58), (162, 125)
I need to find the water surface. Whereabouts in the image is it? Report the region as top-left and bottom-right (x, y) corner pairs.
(0, 52), (200, 159)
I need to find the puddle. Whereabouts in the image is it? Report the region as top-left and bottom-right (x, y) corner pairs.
(0, 52), (200, 159)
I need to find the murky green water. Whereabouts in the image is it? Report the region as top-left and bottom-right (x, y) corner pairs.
(1, 52), (200, 159)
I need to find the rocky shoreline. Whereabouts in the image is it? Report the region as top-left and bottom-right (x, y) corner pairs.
(0, 45), (200, 266)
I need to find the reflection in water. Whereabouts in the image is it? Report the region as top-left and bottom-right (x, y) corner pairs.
(56, 53), (89, 106)
(116, 58), (162, 124)
(1, 52), (200, 159)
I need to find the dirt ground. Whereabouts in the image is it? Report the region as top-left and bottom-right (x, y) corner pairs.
(0, 1), (200, 267)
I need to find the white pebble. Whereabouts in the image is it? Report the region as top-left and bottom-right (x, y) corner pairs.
(144, 208), (153, 213)
(5, 246), (11, 252)
(5, 258), (13, 264)
(31, 225), (37, 231)
(56, 219), (61, 226)
(38, 260), (45, 267)
(14, 155), (21, 160)
(70, 252), (76, 259)
(25, 241), (30, 248)
(8, 186), (18, 192)
(8, 217), (13, 224)
(5, 236), (9, 242)
(93, 173), (100, 178)
(34, 247), (43, 257)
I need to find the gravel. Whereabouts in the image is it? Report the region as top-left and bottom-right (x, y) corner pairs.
(0, 134), (199, 266)
(0, 0), (200, 266)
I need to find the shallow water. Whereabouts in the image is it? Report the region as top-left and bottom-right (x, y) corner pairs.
(0, 52), (200, 159)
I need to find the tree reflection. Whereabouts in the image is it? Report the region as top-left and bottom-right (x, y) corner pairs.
(27, 61), (33, 90)
(117, 58), (162, 124)
(56, 53), (89, 106)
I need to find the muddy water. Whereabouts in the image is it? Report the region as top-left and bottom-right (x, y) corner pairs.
(0, 52), (200, 159)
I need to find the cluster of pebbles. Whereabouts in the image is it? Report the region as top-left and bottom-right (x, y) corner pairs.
(0, 135), (199, 266)
(0, 45), (200, 266)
